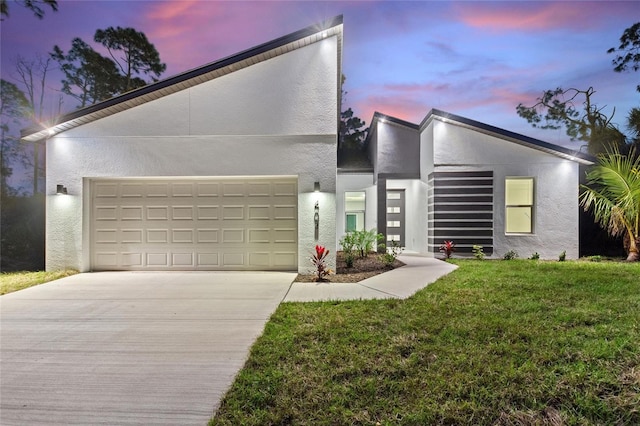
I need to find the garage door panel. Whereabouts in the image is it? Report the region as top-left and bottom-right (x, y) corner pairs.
(91, 177), (297, 271)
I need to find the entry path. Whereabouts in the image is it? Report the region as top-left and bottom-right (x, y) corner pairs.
(0, 271), (293, 425)
(284, 254), (458, 302)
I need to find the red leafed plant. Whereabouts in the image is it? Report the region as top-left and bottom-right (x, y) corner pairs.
(311, 245), (332, 282)
(439, 240), (455, 259)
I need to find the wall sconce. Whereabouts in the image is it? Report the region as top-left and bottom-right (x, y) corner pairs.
(314, 181), (320, 192)
(56, 184), (68, 195)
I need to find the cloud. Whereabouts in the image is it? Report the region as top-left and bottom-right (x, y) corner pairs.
(454, 1), (624, 32)
(140, 1), (305, 76)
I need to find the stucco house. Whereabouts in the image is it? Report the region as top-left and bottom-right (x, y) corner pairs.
(22, 16), (593, 272)
(337, 110), (594, 259)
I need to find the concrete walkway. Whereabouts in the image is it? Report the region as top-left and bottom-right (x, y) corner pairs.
(284, 254), (457, 302)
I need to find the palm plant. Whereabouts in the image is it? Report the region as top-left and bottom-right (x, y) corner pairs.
(580, 147), (640, 261)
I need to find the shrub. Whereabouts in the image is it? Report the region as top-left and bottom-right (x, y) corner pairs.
(472, 245), (485, 260)
(353, 229), (383, 258)
(589, 255), (602, 262)
(503, 250), (518, 260)
(439, 240), (455, 259)
(559, 250), (566, 262)
(378, 240), (404, 267)
(344, 252), (355, 268)
(310, 245), (332, 281)
(530, 252), (540, 260)
(339, 233), (357, 268)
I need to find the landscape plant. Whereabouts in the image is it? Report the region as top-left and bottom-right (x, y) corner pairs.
(339, 232), (357, 268)
(580, 147), (640, 261)
(530, 252), (540, 260)
(353, 229), (383, 258)
(378, 240), (403, 267)
(439, 240), (455, 259)
(472, 245), (485, 260)
(559, 250), (567, 262)
(503, 250), (518, 260)
(310, 245), (332, 282)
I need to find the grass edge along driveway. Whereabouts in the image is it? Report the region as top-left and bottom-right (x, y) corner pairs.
(210, 260), (640, 425)
(0, 270), (78, 295)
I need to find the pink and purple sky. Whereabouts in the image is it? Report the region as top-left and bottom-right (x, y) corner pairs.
(1, 0), (638, 149)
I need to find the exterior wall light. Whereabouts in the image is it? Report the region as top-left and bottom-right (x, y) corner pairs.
(314, 181), (320, 192)
(56, 184), (68, 195)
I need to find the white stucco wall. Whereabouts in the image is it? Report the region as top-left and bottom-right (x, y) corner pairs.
(420, 120), (435, 182)
(45, 37), (339, 272)
(430, 119), (581, 259)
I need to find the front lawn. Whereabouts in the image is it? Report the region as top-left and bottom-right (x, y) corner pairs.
(0, 270), (78, 295)
(211, 260), (640, 425)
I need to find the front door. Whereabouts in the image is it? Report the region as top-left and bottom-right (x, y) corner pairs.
(386, 189), (405, 247)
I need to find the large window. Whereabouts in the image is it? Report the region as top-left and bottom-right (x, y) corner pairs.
(505, 177), (534, 234)
(345, 191), (365, 232)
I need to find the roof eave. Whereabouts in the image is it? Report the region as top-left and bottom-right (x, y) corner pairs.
(421, 109), (596, 165)
(21, 15), (344, 142)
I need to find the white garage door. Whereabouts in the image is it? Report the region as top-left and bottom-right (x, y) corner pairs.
(91, 177), (297, 271)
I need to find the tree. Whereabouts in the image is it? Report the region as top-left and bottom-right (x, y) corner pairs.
(340, 108), (368, 149)
(625, 107), (640, 157)
(516, 86), (626, 155)
(14, 54), (61, 194)
(0, 0), (57, 20)
(339, 75), (368, 150)
(580, 147), (640, 261)
(94, 26), (166, 92)
(0, 79), (29, 196)
(51, 38), (123, 108)
(608, 22), (640, 92)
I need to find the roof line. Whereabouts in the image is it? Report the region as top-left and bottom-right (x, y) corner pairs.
(421, 108), (595, 164)
(22, 15), (343, 141)
(372, 111), (419, 130)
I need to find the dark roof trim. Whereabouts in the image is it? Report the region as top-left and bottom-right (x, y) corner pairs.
(22, 15), (344, 142)
(421, 108), (596, 165)
(371, 111), (419, 130)
(361, 111), (419, 151)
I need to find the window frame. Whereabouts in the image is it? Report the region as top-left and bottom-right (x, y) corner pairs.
(504, 177), (535, 235)
(344, 191), (366, 232)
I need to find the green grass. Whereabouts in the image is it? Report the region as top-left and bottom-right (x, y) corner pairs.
(211, 260), (640, 425)
(0, 270), (78, 295)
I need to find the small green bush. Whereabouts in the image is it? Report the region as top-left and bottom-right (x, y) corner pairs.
(589, 255), (602, 262)
(530, 252), (540, 260)
(472, 245), (485, 260)
(352, 229), (383, 258)
(559, 250), (566, 262)
(503, 250), (518, 260)
(378, 240), (403, 267)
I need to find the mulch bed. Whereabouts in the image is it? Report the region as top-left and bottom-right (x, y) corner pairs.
(294, 251), (405, 283)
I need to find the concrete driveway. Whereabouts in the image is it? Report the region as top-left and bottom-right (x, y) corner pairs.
(0, 271), (294, 425)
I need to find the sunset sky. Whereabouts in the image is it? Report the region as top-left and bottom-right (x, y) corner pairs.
(1, 0), (638, 150)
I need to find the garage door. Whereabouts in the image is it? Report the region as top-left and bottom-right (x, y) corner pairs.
(91, 177), (297, 271)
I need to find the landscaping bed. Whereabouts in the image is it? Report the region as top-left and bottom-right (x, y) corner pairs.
(295, 250), (405, 283)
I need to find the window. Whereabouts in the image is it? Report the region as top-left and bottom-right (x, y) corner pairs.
(505, 177), (534, 234)
(345, 191), (365, 232)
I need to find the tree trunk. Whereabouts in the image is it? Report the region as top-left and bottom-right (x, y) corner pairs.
(626, 235), (640, 262)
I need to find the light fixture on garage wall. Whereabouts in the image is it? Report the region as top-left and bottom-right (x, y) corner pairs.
(56, 184), (68, 195)
(314, 181), (320, 192)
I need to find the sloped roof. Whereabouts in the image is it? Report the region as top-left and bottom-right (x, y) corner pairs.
(362, 109), (594, 166)
(421, 109), (595, 165)
(22, 15), (343, 142)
